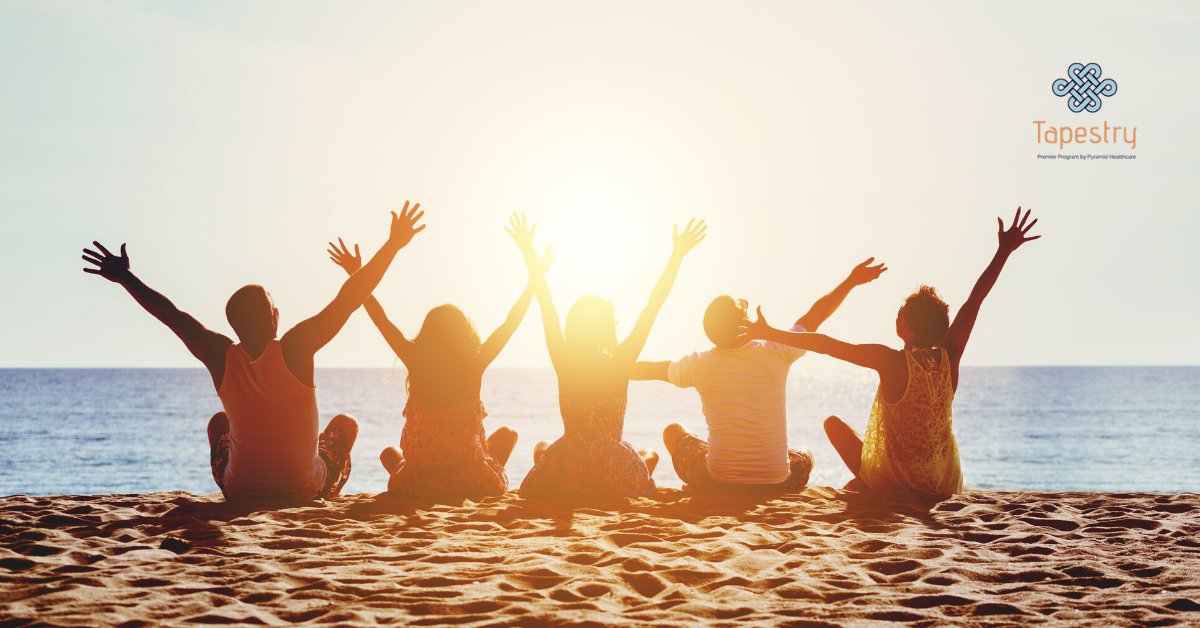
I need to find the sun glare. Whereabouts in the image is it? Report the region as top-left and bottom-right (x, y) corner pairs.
(535, 176), (658, 305)
(437, 83), (719, 342)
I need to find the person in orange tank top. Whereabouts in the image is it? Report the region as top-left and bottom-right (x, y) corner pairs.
(741, 208), (1040, 497)
(82, 203), (426, 500)
(325, 230), (553, 500)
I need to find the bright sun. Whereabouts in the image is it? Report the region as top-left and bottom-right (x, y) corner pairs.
(461, 90), (710, 324)
(535, 175), (660, 306)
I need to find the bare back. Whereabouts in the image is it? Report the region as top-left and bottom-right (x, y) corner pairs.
(878, 346), (956, 404)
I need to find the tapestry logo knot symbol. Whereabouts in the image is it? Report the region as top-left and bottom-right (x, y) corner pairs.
(1052, 63), (1118, 113)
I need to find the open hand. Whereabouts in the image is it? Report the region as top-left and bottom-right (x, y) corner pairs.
(735, 306), (774, 343)
(998, 207), (1040, 254)
(82, 241), (131, 283)
(672, 218), (707, 256)
(847, 257), (888, 286)
(389, 201), (426, 247)
(327, 238), (362, 276)
(505, 211), (538, 254)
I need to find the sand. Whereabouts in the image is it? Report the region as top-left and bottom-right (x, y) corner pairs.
(1, 488), (1198, 627)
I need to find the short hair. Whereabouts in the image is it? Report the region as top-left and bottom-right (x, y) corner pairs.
(901, 285), (950, 349)
(225, 285), (275, 343)
(703, 295), (746, 349)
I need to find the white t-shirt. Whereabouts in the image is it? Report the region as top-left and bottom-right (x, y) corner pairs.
(667, 324), (807, 484)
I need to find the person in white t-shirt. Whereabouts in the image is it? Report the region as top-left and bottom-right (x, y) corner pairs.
(631, 258), (886, 495)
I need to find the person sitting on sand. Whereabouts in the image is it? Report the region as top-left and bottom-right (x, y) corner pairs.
(508, 212), (706, 499)
(631, 259), (887, 495)
(326, 234), (554, 501)
(741, 208), (1041, 497)
(81, 203), (426, 501)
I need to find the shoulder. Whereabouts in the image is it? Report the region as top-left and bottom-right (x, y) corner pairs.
(672, 350), (706, 365)
(764, 324), (806, 350)
(222, 342), (246, 362)
(667, 351), (704, 386)
(690, 347), (747, 366)
(936, 346), (952, 370)
(763, 327), (806, 361)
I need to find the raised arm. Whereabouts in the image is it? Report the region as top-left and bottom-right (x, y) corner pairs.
(614, 219), (706, 364)
(83, 242), (232, 389)
(796, 257), (887, 332)
(506, 212), (566, 365)
(477, 244), (555, 369)
(327, 238), (414, 366)
(940, 207), (1040, 365)
(282, 203), (425, 373)
(744, 306), (900, 374)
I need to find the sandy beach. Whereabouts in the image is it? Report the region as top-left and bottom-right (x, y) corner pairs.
(1, 488), (1198, 627)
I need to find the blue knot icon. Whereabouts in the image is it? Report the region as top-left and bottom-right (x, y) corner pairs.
(1052, 63), (1118, 113)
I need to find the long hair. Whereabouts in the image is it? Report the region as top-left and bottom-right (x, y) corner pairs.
(405, 304), (482, 400)
(563, 295), (618, 357)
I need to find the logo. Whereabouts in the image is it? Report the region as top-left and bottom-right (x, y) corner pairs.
(1052, 63), (1117, 113)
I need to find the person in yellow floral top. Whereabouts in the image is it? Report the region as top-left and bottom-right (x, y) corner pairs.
(742, 208), (1040, 497)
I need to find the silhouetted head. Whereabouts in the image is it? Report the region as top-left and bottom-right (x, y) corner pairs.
(406, 304), (481, 397)
(704, 295), (750, 349)
(896, 285), (950, 349)
(564, 295), (618, 357)
(226, 285), (278, 346)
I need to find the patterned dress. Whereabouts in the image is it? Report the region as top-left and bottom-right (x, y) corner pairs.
(860, 347), (963, 496)
(519, 397), (656, 499)
(387, 399), (509, 500)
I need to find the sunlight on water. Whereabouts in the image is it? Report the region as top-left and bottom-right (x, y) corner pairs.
(1, 367), (1197, 495)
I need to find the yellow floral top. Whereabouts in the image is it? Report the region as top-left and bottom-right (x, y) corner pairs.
(860, 347), (963, 496)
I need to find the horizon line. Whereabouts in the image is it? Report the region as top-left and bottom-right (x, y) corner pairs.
(2, 365), (1198, 370)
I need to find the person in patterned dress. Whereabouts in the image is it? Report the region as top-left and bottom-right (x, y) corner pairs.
(327, 234), (553, 500)
(506, 212), (707, 499)
(741, 208), (1040, 497)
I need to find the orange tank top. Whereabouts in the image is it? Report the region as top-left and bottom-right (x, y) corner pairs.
(216, 340), (325, 500)
(859, 347), (963, 496)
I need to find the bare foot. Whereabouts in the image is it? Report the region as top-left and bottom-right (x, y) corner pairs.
(486, 426), (519, 467)
(380, 446), (403, 475)
(639, 448), (660, 475)
(532, 440), (551, 465)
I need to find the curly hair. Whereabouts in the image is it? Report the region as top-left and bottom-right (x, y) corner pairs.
(900, 285), (950, 349)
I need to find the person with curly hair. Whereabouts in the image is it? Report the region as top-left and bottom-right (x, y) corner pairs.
(742, 208), (1040, 497)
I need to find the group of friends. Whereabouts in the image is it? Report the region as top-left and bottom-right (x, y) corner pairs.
(82, 204), (1040, 502)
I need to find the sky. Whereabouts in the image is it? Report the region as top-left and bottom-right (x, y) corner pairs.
(1, 0), (1197, 368)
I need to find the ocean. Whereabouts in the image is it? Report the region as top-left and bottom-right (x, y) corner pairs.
(1, 367), (1197, 496)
